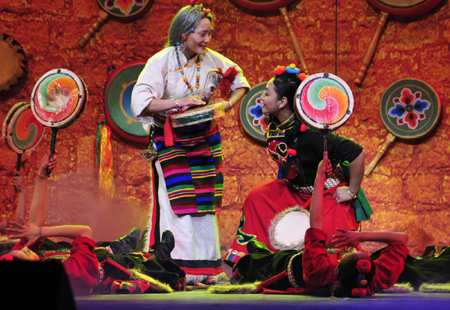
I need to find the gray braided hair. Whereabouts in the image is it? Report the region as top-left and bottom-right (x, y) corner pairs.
(165, 4), (214, 47)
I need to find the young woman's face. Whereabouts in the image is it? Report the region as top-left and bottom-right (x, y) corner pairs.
(260, 79), (281, 115)
(184, 18), (212, 59)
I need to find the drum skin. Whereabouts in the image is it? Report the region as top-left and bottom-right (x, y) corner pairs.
(295, 73), (354, 132)
(30, 68), (87, 129)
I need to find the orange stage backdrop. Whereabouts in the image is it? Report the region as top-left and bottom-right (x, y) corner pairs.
(1, 0), (449, 257)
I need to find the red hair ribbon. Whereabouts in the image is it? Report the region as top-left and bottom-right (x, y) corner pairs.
(356, 259), (371, 274)
(217, 67), (238, 98)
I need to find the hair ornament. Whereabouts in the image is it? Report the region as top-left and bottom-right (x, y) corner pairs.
(300, 124), (308, 132)
(274, 65), (286, 76)
(351, 287), (367, 297)
(0, 254), (13, 261)
(286, 63), (300, 74)
(356, 274), (369, 288)
(190, 0), (197, 5)
(356, 259), (371, 274)
(182, 35), (187, 40)
(299, 73), (307, 82)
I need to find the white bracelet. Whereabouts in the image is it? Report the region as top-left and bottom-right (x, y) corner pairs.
(175, 99), (179, 108)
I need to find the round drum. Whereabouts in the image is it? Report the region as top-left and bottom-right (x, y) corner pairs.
(269, 206), (310, 251)
(295, 73), (354, 131)
(239, 82), (269, 142)
(170, 102), (226, 128)
(2, 102), (45, 154)
(30, 68), (87, 129)
(380, 78), (441, 140)
(231, 0), (297, 11)
(104, 60), (148, 144)
(0, 33), (27, 91)
(366, 0), (444, 18)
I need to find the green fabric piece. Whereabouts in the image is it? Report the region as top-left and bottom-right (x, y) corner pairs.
(339, 160), (373, 222)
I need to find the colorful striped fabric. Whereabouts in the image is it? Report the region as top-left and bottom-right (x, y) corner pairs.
(154, 120), (223, 214)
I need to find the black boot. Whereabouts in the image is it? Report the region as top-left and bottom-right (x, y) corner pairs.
(100, 227), (141, 255)
(150, 230), (175, 259)
(247, 240), (272, 254)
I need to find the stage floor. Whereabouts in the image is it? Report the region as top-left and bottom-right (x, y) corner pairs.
(75, 289), (450, 310)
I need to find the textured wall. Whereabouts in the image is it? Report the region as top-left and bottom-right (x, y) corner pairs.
(1, 0), (449, 257)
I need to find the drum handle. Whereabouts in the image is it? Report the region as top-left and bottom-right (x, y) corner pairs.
(354, 11), (389, 86)
(78, 10), (109, 48)
(47, 128), (58, 177)
(364, 133), (396, 176)
(279, 7), (309, 75)
(14, 153), (22, 193)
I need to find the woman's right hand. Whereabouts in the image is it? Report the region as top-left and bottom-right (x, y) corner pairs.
(177, 95), (206, 111)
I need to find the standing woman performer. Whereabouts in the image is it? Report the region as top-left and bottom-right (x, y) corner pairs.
(131, 3), (250, 284)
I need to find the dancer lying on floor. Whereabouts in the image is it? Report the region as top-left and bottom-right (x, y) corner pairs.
(0, 151), (185, 295)
(228, 154), (409, 297)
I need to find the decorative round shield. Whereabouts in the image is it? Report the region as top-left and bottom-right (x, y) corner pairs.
(366, 0), (444, 18)
(2, 102), (45, 154)
(0, 33), (27, 91)
(380, 78), (441, 140)
(30, 68), (87, 129)
(269, 206), (310, 251)
(239, 82), (269, 142)
(170, 102), (226, 128)
(295, 73), (354, 131)
(97, 0), (152, 18)
(231, 0), (297, 11)
(104, 60), (148, 144)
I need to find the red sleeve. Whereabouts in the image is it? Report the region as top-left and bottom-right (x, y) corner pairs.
(367, 242), (409, 295)
(62, 236), (99, 295)
(302, 228), (338, 292)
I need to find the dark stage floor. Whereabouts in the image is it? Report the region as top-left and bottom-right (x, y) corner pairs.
(74, 290), (450, 310)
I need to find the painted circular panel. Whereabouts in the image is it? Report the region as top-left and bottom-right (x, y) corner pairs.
(295, 73), (353, 131)
(366, 0), (444, 17)
(239, 82), (269, 142)
(0, 33), (27, 91)
(31, 68), (87, 129)
(97, 0), (152, 18)
(104, 60), (148, 144)
(2, 102), (45, 154)
(231, 0), (297, 11)
(380, 78), (441, 140)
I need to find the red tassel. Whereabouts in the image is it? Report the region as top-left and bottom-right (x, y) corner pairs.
(164, 111), (183, 147)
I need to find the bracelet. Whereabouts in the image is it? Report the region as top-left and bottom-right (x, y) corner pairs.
(37, 174), (46, 180)
(347, 189), (357, 199)
(225, 101), (232, 112)
(175, 99), (179, 109)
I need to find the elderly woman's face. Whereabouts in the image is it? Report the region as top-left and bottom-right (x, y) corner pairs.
(185, 18), (212, 59)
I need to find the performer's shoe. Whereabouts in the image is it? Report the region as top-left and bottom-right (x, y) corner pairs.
(105, 227), (141, 254)
(247, 240), (272, 254)
(151, 230), (175, 259)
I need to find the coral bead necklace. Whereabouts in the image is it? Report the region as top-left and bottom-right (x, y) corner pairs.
(176, 43), (201, 94)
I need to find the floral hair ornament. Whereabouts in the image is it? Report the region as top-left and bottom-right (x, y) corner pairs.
(286, 63), (300, 74)
(273, 65), (286, 76)
(351, 287), (367, 297)
(356, 259), (371, 274)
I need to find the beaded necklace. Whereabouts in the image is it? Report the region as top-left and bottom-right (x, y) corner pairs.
(176, 43), (201, 94)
